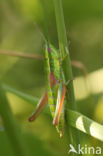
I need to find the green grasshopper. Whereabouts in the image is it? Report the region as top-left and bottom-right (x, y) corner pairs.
(28, 25), (87, 138)
(29, 42), (67, 138)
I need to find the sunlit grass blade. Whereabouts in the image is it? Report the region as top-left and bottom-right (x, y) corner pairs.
(67, 110), (103, 142)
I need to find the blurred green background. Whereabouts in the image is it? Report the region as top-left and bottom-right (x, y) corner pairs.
(0, 0), (103, 155)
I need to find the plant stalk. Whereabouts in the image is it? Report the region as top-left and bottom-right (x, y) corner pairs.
(0, 49), (43, 60)
(53, 0), (81, 154)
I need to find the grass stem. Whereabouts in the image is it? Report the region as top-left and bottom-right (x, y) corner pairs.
(52, 0), (81, 154)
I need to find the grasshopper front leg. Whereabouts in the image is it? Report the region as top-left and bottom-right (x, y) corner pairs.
(29, 92), (48, 122)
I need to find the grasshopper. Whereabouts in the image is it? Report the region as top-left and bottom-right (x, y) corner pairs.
(29, 42), (67, 138)
(28, 25), (87, 138)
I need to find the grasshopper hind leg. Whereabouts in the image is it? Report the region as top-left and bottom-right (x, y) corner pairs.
(53, 83), (66, 126)
(29, 92), (48, 122)
(52, 83), (66, 137)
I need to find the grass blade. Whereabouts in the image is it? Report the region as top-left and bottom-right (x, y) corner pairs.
(3, 84), (38, 105)
(53, 0), (81, 154)
(0, 84), (30, 156)
(67, 110), (103, 142)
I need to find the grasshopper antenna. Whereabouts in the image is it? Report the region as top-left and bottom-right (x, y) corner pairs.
(33, 22), (47, 44)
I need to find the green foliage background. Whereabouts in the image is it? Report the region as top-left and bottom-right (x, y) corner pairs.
(0, 0), (103, 155)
